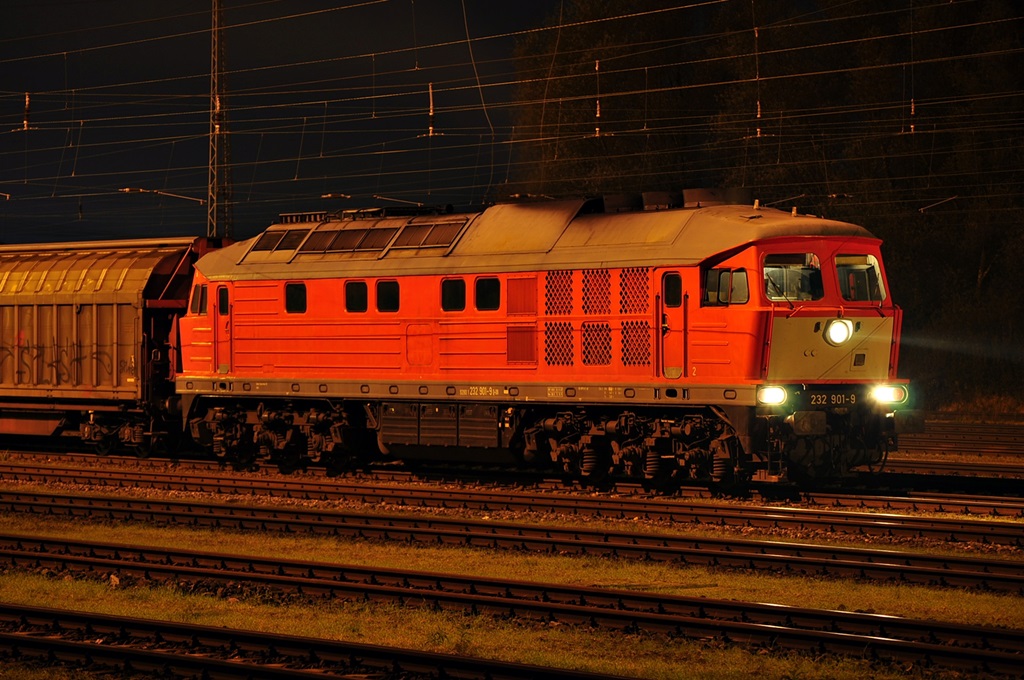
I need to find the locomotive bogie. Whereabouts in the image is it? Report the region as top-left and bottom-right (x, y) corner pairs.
(187, 396), (376, 470)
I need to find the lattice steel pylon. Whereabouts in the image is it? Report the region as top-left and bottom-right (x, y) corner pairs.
(207, 0), (233, 239)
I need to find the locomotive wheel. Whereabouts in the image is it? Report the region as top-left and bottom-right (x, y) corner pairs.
(232, 450), (258, 471)
(93, 437), (115, 456)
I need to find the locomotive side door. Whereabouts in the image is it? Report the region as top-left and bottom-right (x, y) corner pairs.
(658, 270), (685, 379)
(215, 285), (231, 374)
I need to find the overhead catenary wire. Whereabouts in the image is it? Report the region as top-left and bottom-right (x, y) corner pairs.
(0, 0), (1019, 236)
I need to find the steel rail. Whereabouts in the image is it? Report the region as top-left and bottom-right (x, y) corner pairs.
(0, 603), (618, 680)
(0, 490), (1021, 592)
(1, 463), (1021, 546)
(3, 532), (1024, 669)
(881, 459), (1024, 478)
(799, 490), (1024, 517)
(900, 421), (1024, 457)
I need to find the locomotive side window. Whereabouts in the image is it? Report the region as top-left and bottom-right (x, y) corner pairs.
(764, 253), (823, 302)
(704, 269), (749, 306)
(345, 281), (368, 313)
(190, 284), (208, 314)
(836, 254), (886, 302)
(217, 286), (229, 316)
(285, 283), (307, 313)
(663, 273), (682, 308)
(475, 277), (501, 311)
(377, 280), (400, 312)
(441, 278), (466, 311)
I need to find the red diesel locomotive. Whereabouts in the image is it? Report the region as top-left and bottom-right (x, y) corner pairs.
(175, 192), (919, 484)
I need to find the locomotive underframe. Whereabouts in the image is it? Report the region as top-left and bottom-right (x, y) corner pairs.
(185, 393), (751, 483)
(180, 385), (898, 485)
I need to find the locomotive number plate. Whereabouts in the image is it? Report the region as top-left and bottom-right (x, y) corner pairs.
(808, 391), (858, 407)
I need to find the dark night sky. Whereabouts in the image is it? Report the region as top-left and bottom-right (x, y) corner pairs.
(0, 0), (561, 243)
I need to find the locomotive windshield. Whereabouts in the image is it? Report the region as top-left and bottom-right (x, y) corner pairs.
(764, 253), (823, 301)
(836, 253), (886, 302)
(764, 252), (887, 303)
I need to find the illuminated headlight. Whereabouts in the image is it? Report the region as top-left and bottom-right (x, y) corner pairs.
(871, 385), (908, 404)
(824, 319), (854, 346)
(757, 386), (787, 405)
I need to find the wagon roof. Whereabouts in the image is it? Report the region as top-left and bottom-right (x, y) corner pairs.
(196, 200), (876, 281)
(0, 237), (200, 305)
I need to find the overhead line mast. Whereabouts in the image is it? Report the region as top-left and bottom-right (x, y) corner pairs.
(207, 0), (233, 239)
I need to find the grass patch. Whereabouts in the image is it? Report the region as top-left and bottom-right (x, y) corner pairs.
(0, 512), (1021, 631)
(0, 569), (919, 680)
(0, 481), (1019, 678)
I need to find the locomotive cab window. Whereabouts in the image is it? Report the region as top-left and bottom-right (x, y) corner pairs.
(377, 280), (400, 312)
(345, 281), (368, 313)
(190, 284), (208, 314)
(764, 253), (823, 302)
(836, 254), (886, 302)
(217, 286), (229, 316)
(441, 278), (466, 311)
(285, 283), (307, 313)
(475, 277), (500, 311)
(663, 272), (682, 308)
(704, 269), (749, 306)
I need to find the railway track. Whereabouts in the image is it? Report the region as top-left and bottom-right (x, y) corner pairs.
(4, 449), (1024, 515)
(880, 458), (1024, 478)
(1, 533), (1021, 674)
(0, 602), (615, 680)
(0, 489), (1021, 592)
(899, 420), (1024, 458)
(1, 462), (1021, 546)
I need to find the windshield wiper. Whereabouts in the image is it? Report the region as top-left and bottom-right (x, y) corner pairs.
(766, 275), (794, 310)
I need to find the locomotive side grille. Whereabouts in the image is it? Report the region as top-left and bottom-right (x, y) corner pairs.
(544, 321), (574, 365)
(619, 267), (650, 314)
(582, 269), (610, 315)
(544, 270), (573, 315)
(507, 325), (537, 364)
(621, 320), (652, 366)
(507, 277), (538, 315)
(581, 322), (612, 365)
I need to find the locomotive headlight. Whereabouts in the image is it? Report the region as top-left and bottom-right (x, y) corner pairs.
(824, 319), (854, 346)
(757, 386), (787, 406)
(871, 385), (908, 404)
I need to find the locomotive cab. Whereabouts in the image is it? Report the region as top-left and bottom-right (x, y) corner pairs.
(744, 241), (921, 480)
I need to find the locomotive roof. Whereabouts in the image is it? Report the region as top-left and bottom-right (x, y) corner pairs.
(196, 200), (877, 281)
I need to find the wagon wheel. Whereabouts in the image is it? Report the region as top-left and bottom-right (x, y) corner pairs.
(93, 436), (115, 456)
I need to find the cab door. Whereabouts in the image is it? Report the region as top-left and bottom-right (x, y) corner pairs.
(658, 270), (685, 379)
(215, 285), (231, 374)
